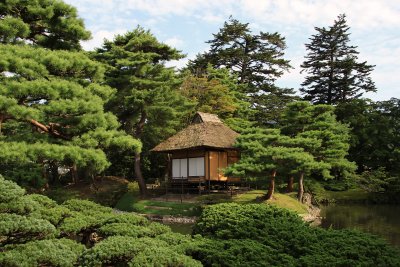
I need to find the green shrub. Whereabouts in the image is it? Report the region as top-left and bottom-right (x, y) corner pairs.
(98, 222), (170, 238)
(0, 175), (25, 203)
(129, 246), (202, 267)
(193, 203), (306, 252)
(127, 181), (140, 195)
(0, 239), (85, 267)
(102, 212), (148, 226)
(78, 236), (170, 266)
(0, 213), (56, 245)
(187, 238), (296, 267)
(193, 202), (400, 266)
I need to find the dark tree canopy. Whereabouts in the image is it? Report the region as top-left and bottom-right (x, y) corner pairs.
(336, 98), (400, 175)
(300, 14), (376, 104)
(0, 0), (91, 50)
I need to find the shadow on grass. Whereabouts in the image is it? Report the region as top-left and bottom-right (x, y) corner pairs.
(115, 192), (202, 217)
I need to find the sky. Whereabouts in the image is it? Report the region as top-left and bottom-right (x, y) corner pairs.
(64, 0), (400, 101)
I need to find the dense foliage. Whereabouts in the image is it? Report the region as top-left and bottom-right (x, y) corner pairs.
(0, 0), (140, 188)
(0, 44), (140, 186)
(91, 28), (190, 194)
(188, 17), (297, 125)
(226, 102), (355, 200)
(0, 176), (202, 266)
(193, 203), (400, 266)
(0, 0), (91, 50)
(336, 98), (400, 201)
(300, 14), (376, 104)
(1, 177), (399, 266)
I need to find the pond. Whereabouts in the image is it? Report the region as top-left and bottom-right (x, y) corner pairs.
(320, 204), (400, 247)
(162, 222), (194, 235)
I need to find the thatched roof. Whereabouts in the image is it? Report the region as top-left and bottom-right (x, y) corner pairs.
(192, 112), (222, 123)
(152, 112), (239, 152)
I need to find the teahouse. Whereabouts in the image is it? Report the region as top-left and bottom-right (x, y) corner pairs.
(152, 112), (240, 187)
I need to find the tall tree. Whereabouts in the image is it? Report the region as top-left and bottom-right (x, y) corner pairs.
(91, 28), (187, 195)
(225, 127), (318, 200)
(187, 17), (296, 125)
(0, 0), (140, 187)
(0, 0), (91, 50)
(180, 66), (251, 121)
(280, 101), (356, 182)
(0, 45), (140, 187)
(300, 14), (376, 104)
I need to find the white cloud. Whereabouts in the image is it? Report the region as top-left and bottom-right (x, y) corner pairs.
(164, 37), (184, 48)
(239, 0), (400, 30)
(165, 58), (189, 70)
(81, 29), (127, 51)
(64, 0), (400, 100)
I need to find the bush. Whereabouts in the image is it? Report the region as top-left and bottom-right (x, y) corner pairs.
(98, 222), (170, 238)
(78, 236), (170, 266)
(0, 239), (85, 267)
(187, 238), (296, 267)
(193, 202), (400, 266)
(127, 181), (140, 195)
(129, 246), (202, 267)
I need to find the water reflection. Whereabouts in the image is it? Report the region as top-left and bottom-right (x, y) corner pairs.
(320, 204), (400, 247)
(163, 222), (194, 235)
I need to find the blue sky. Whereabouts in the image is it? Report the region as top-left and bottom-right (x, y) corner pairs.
(64, 0), (400, 101)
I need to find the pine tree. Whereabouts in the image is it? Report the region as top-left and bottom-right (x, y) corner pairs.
(0, 44), (140, 186)
(300, 14), (376, 104)
(187, 17), (296, 125)
(0, 0), (140, 187)
(0, 0), (91, 50)
(91, 28), (188, 195)
(280, 101), (356, 182)
(225, 127), (317, 200)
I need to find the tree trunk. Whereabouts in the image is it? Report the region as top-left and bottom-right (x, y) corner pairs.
(0, 115), (3, 135)
(71, 163), (78, 184)
(265, 170), (276, 200)
(297, 172), (304, 202)
(287, 176), (294, 192)
(133, 109), (147, 196)
(49, 162), (59, 185)
(41, 160), (49, 189)
(134, 151), (147, 196)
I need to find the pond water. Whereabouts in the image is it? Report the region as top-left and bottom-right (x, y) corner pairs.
(320, 204), (400, 247)
(163, 222), (194, 235)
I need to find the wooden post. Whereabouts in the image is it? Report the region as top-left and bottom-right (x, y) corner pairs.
(181, 176), (183, 203)
(165, 179), (168, 202)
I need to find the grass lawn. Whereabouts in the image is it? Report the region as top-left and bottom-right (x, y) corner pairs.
(321, 188), (370, 203)
(268, 192), (309, 214)
(115, 192), (201, 216)
(231, 190), (308, 214)
(115, 189), (309, 217)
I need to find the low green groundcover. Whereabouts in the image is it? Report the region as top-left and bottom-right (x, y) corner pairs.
(1, 176), (399, 266)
